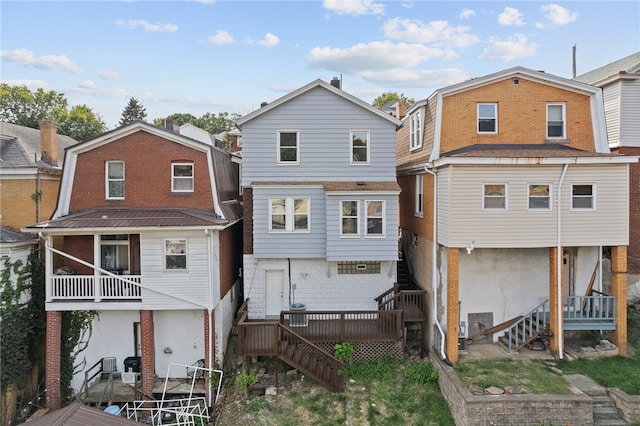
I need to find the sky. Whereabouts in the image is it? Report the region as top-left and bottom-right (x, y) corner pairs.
(1, 0), (639, 129)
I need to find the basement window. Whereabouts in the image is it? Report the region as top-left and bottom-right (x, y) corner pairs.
(337, 261), (380, 274)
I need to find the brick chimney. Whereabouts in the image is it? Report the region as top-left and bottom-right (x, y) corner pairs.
(39, 119), (58, 166)
(330, 76), (341, 89)
(395, 101), (408, 119)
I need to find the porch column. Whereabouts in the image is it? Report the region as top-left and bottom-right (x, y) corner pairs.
(204, 309), (214, 406)
(611, 246), (628, 356)
(140, 310), (155, 398)
(548, 247), (561, 358)
(45, 311), (62, 410)
(446, 248), (459, 364)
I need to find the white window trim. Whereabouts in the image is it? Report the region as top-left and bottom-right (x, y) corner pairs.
(277, 130), (300, 165)
(527, 184), (552, 211)
(365, 200), (385, 237)
(268, 196), (311, 232)
(482, 183), (508, 211)
(350, 130), (370, 165)
(477, 103), (498, 134)
(571, 184), (596, 210)
(172, 162), (194, 193)
(164, 238), (188, 271)
(100, 234), (129, 272)
(106, 160), (125, 200)
(409, 111), (422, 151)
(546, 103), (566, 139)
(339, 200), (360, 238)
(415, 174), (424, 217)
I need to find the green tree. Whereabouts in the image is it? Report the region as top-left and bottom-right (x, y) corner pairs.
(119, 97), (147, 126)
(154, 111), (240, 135)
(0, 84), (68, 128)
(372, 92), (415, 109)
(57, 104), (107, 141)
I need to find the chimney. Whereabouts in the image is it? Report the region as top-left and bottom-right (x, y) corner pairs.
(260, 102), (268, 108)
(39, 119), (58, 167)
(330, 76), (341, 89)
(395, 101), (408, 119)
(164, 119), (180, 133)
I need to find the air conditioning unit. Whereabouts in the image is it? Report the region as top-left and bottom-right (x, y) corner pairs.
(102, 357), (117, 373)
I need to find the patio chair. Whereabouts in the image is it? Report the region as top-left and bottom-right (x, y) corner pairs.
(186, 358), (206, 380)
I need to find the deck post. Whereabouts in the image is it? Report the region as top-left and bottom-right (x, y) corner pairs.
(140, 310), (155, 401)
(45, 311), (62, 410)
(611, 246), (628, 356)
(548, 247), (561, 358)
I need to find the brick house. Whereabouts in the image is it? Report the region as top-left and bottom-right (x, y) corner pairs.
(396, 67), (638, 364)
(24, 121), (242, 409)
(575, 52), (640, 277)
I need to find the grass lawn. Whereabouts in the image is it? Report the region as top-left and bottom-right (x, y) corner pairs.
(214, 356), (455, 426)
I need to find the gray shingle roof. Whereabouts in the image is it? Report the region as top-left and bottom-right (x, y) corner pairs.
(574, 52), (640, 84)
(0, 121), (78, 168)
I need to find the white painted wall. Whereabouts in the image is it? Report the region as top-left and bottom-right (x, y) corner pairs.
(243, 255), (396, 318)
(215, 279), (241, 365)
(153, 310), (204, 378)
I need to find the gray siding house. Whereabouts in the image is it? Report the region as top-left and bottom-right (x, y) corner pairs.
(237, 79), (402, 318)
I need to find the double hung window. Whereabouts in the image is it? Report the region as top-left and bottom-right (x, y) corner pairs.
(572, 184), (594, 209)
(483, 184), (507, 209)
(547, 104), (566, 139)
(410, 111), (422, 150)
(350, 130), (369, 164)
(106, 161), (124, 199)
(415, 175), (424, 216)
(270, 197), (310, 232)
(478, 103), (497, 133)
(172, 163), (194, 192)
(277, 130), (299, 164)
(528, 184), (551, 210)
(365, 200), (385, 236)
(340, 200), (360, 236)
(165, 239), (187, 270)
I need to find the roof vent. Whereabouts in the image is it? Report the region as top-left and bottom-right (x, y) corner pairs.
(513, 78), (520, 85)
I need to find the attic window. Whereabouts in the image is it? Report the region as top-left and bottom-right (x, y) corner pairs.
(513, 78), (520, 85)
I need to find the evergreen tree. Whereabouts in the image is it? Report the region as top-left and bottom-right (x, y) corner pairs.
(119, 97), (147, 126)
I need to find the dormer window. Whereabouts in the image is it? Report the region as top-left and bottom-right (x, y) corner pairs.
(172, 163), (194, 192)
(410, 111), (422, 151)
(547, 103), (566, 139)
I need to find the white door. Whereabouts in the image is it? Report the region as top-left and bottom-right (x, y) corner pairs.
(265, 270), (284, 318)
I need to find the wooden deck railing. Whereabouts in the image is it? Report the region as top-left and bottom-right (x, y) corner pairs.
(376, 286), (426, 323)
(564, 293), (616, 330)
(50, 275), (142, 301)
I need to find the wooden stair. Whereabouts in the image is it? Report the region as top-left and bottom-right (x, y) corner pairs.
(277, 326), (346, 393)
(497, 300), (551, 352)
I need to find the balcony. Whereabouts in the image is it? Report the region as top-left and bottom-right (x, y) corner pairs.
(49, 275), (142, 301)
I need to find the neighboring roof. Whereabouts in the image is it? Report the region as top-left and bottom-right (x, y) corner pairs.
(575, 52), (640, 85)
(24, 403), (140, 426)
(236, 79), (402, 128)
(211, 148), (243, 221)
(432, 144), (638, 167)
(324, 181), (401, 192)
(0, 226), (38, 244)
(25, 207), (229, 232)
(0, 121), (77, 169)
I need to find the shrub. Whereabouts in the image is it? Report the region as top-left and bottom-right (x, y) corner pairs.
(334, 342), (355, 363)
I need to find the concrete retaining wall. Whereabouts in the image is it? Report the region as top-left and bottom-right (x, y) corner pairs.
(608, 388), (640, 424)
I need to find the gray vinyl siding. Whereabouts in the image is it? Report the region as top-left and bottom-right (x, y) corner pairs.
(326, 194), (399, 261)
(241, 86), (397, 185)
(140, 231), (211, 309)
(437, 164), (629, 248)
(621, 79), (640, 147)
(603, 82), (621, 146)
(252, 186), (326, 258)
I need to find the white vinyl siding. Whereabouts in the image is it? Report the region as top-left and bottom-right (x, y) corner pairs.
(436, 164), (629, 247)
(603, 82), (622, 147)
(620, 79), (640, 147)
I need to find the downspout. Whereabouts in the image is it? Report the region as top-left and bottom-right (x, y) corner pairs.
(206, 228), (214, 408)
(424, 164), (447, 361)
(556, 164), (568, 360)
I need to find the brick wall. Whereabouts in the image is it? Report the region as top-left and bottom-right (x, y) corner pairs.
(68, 130), (214, 213)
(615, 147), (640, 274)
(61, 235), (94, 274)
(440, 78), (596, 154)
(45, 311), (62, 410)
(431, 353), (594, 426)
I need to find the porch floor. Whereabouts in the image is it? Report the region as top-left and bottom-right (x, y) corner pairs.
(81, 376), (207, 405)
(458, 343), (555, 363)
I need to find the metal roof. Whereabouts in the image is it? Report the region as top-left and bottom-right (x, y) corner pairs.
(24, 403), (140, 426)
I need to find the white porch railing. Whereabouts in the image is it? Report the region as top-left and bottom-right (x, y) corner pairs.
(51, 275), (142, 301)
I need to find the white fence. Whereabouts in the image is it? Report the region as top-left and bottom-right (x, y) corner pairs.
(50, 275), (142, 300)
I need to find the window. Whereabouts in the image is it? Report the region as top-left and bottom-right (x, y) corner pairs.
(340, 200), (360, 236)
(572, 184), (594, 209)
(365, 200), (385, 236)
(483, 184), (507, 209)
(269, 197), (310, 232)
(410, 111), (422, 150)
(172, 163), (194, 192)
(528, 184), (551, 210)
(106, 161), (124, 199)
(165, 239), (187, 270)
(547, 104), (566, 139)
(337, 261), (381, 274)
(277, 130), (299, 164)
(415, 174), (424, 217)
(101, 234), (129, 272)
(478, 103), (497, 133)
(350, 130), (369, 164)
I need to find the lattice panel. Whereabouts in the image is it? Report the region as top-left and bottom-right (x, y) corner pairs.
(316, 341), (403, 362)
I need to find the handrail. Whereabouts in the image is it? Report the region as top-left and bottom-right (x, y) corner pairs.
(504, 300), (549, 350)
(565, 295), (615, 321)
(78, 358), (105, 401)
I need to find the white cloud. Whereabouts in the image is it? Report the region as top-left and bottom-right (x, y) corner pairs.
(498, 7), (525, 26)
(79, 80), (96, 89)
(115, 19), (178, 32)
(382, 18), (479, 49)
(307, 41), (448, 73)
(359, 68), (470, 88)
(322, 0), (385, 16)
(0, 48), (82, 74)
(256, 33), (280, 48)
(479, 34), (539, 62)
(99, 70), (124, 81)
(459, 8), (475, 20)
(207, 30), (234, 45)
(0, 79), (49, 90)
(540, 4), (578, 26)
